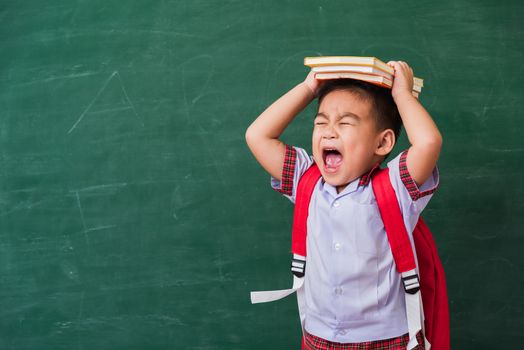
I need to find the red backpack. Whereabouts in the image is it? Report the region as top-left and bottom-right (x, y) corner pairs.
(291, 164), (450, 350)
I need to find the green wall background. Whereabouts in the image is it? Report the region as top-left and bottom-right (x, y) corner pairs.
(1, 0), (523, 348)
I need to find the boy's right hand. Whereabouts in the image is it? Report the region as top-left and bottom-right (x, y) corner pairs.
(303, 71), (324, 97)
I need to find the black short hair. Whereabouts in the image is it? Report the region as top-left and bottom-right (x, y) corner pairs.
(316, 79), (402, 147)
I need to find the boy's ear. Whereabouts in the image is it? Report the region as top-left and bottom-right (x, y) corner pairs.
(375, 129), (395, 157)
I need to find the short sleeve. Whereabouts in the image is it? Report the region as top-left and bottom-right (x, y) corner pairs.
(386, 149), (440, 230)
(270, 145), (314, 204)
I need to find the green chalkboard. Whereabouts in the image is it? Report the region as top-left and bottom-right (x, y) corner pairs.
(1, 0), (523, 349)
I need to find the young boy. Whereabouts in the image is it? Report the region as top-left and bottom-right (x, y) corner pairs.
(245, 61), (442, 349)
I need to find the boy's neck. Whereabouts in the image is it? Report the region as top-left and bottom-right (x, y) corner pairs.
(335, 184), (348, 194)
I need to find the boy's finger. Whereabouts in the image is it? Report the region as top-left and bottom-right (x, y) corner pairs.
(388, 61), (402, 72)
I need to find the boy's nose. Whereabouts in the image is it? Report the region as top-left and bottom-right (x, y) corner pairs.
(322, 125), (337, 139)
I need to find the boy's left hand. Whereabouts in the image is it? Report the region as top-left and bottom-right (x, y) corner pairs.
(387, 61), (415, 100)
(386, 60), (442, 188)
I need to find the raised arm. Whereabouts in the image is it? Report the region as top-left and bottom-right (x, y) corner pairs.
(387, 61), (443, 187)
(245, 72), (322, 181)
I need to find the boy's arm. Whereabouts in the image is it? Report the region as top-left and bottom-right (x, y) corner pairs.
(245, 72), (321, 181)
(387, 61), (443, 187)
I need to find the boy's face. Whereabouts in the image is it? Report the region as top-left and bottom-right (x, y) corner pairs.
(312, 89), (382, 191)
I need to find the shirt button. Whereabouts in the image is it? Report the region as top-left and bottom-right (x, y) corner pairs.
(334, 242), (341, 251)
(339, 329), (347, 335)
(334, 287), (343, 295)
(333, 200), (340, 208)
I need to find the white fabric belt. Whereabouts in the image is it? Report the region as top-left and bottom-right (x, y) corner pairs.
(250, 274), (304, 304)
(251, 254), (307, 334)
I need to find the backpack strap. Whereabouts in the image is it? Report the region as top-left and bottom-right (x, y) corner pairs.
(372, 168), (427, 350)
(372, 168), (417, 274)
(291, 163), (322, 260)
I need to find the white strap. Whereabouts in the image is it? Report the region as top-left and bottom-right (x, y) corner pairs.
(251, 274), (304, 304)
(296, 276), (306, 334)
(402, 270), (422, 350)
(402, 273), (432, 350)
(405, 291), (421, 350)
(251, 254), (306, 304)
(418, 291), (431, 350)
(251, 254), (307, 337)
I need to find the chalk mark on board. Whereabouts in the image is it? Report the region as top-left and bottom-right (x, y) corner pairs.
(480, 82), (496, 122)
(13, 71), (99, 88)
(115, 72), (144, 127)
(74, 191), (91, 253)
(487, 147), (524, 153)
(171, 184), (181, 220)
(145, 29), (205, 39)
(73, 182), (128, 193)
(85, 225), (117, 233)
(479, 68), (504, 123)
(0, 301), (42, 318)
(179, 54), (215, 122)
(67, 71), (143, 134)
(96, 29), (206, 39)
(472, 234), (498, 240)
(0, 198), (48, 217)
(68, 71), (117, 133)
(87, 105), (134, 114)
(74, 191), (87, 230)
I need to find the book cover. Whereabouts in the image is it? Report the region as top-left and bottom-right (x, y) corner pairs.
(315, 72), (421, 97)
(312, 65), (392, 80)
(305, 56), (393, 75)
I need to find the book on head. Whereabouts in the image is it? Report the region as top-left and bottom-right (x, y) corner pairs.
(305, 56), (424, 91)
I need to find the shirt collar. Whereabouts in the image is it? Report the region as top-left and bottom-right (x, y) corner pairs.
(358, 162), (381, 187)
(319, 162), (381, 195)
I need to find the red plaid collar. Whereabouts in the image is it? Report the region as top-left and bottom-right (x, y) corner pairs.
(358, 162), (381, 187)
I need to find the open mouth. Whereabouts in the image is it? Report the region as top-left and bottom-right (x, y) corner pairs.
(322, 148), (343, 173)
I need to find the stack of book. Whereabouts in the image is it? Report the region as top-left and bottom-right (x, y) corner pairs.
(304, 56), (423, 98)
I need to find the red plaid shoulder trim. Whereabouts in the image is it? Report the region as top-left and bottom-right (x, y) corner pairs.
(304, 331), (425, 350)
(274, 144), (297, 196)
(399, 149), (438, 201)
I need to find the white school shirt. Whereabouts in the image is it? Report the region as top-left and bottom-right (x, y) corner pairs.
(271, 145), (439, 343)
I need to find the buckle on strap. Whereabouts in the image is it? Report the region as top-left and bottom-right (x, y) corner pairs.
(291, 257), (306, 278)
(402, 273), (420, 295)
